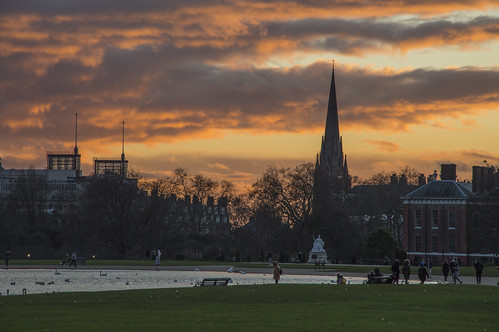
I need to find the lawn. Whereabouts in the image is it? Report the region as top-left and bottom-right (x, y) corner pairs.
(1, 284), (497, 331)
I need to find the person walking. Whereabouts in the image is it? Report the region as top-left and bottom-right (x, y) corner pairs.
(272, 261), (282, 284)
(69, 251), (77, 268)
(426, 258), (433, 280)
(418, 262), (429, 284)
(4, 250), (10, 269)
(442, 260), (450, 282)
(155, 250), (161, 270)
(402, 259), (411, 284)
(450, 257), (462, 284)
(474, 259), (484, 284)
(391, 259), (400, 284)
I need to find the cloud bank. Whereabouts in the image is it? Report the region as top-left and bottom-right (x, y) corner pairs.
(1, 1), (498, 187)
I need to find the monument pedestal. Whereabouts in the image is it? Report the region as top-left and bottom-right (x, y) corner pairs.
(308, 251), (328, 263)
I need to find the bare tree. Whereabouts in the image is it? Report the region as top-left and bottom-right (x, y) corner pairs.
(191, 174), (218, 204)
(10, 167), (48, 233)
(81, 173), (158, 257)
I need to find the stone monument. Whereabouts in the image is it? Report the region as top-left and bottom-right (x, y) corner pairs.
(307, 234), (328, 263)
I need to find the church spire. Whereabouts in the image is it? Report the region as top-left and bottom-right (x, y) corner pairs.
(315, 61), (350, 192)
(324, 60), (340, 144)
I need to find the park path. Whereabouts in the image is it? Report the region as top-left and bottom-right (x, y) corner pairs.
(6, 264), (499, 286)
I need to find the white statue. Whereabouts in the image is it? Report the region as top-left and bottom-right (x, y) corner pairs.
(311, 235), (326, 253)
(308, 234), (328, 263)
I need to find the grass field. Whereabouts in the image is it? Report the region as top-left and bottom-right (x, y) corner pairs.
(1, 284), (498, 331)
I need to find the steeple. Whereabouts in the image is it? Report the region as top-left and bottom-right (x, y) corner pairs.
(324, 60), (340, 144)
(315, 61), (350, 192)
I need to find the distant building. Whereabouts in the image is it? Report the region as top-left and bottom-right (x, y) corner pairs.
(0, 118), (230, 236)
(0, 161), (85, 229)
(165, 195), (230, 235)
(349, 176), (419, 245)
(402, 164), (499, 266)
(94, 121), (128, 177)
(94, 157), (128, 176)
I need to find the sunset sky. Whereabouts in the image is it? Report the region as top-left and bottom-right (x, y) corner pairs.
(1, 1), (499, 190)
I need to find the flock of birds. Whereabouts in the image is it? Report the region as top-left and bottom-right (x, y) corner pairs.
(4, 269), (132, 295)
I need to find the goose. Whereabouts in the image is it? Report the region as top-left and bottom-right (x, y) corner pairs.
(55, 269), (61, 275)
(99, 271), (107, 276)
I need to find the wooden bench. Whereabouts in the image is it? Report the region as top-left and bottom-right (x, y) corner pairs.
(199, 278), (231, 286)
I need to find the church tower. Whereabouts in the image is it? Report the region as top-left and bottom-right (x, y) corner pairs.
(314, 63), (350, 193)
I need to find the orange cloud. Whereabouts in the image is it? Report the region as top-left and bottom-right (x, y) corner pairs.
(363, 140), (399, 152)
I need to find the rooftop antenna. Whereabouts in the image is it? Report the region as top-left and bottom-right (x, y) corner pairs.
(73, 113), (79, 174)
(121, 121), (125, 177)
(74, 113), (78, 155)
(121, 121), (125, 161)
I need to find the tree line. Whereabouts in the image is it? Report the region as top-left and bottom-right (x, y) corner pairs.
(0, 164), (420, 263)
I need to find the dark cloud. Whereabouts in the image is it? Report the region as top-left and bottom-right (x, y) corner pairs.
(1, 1), (498, 185)
(265, 15), (499, 54)
(1, 0), (493, 16)
(2, 43), (499, 146)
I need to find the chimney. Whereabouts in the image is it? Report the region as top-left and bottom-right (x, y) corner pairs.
(440, 164), (457, 181)
(418, 174), (426, 186)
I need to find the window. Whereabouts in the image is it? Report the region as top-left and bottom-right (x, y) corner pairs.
(449, 237), (455, 252)
(472, 212), (480, 229)
(432, 210), (439, 229)
(449, 210), (456, 229)
(415, 209), (422, 228)
(415, 236), (421, 252)
(472, 238), (480, 253)
(432, 236), (438, 252)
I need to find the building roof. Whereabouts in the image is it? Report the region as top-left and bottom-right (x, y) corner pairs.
(403, 180), (475, 200)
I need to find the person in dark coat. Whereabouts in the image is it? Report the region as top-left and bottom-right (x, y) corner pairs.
(402, 259), (411, 284)
(4, 250), (10, 269)
(442, 260), (450, 282)
(391, 259), (400, 284)
(272, 261), (282, 284)
(418, 262), (429, 284)
(474, 259), (484, 284)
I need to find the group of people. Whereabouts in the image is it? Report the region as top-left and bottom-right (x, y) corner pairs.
(390, 259), (412, 284)
(60, 252), (78, 267)
(390, 257), (485, 285)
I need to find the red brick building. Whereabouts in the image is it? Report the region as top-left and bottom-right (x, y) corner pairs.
(403, 164), (499, 266)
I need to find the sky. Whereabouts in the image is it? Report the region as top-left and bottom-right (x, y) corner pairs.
(1, 1), (499, 190)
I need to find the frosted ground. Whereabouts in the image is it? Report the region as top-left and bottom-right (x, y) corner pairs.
(1, 268), (366, 295)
